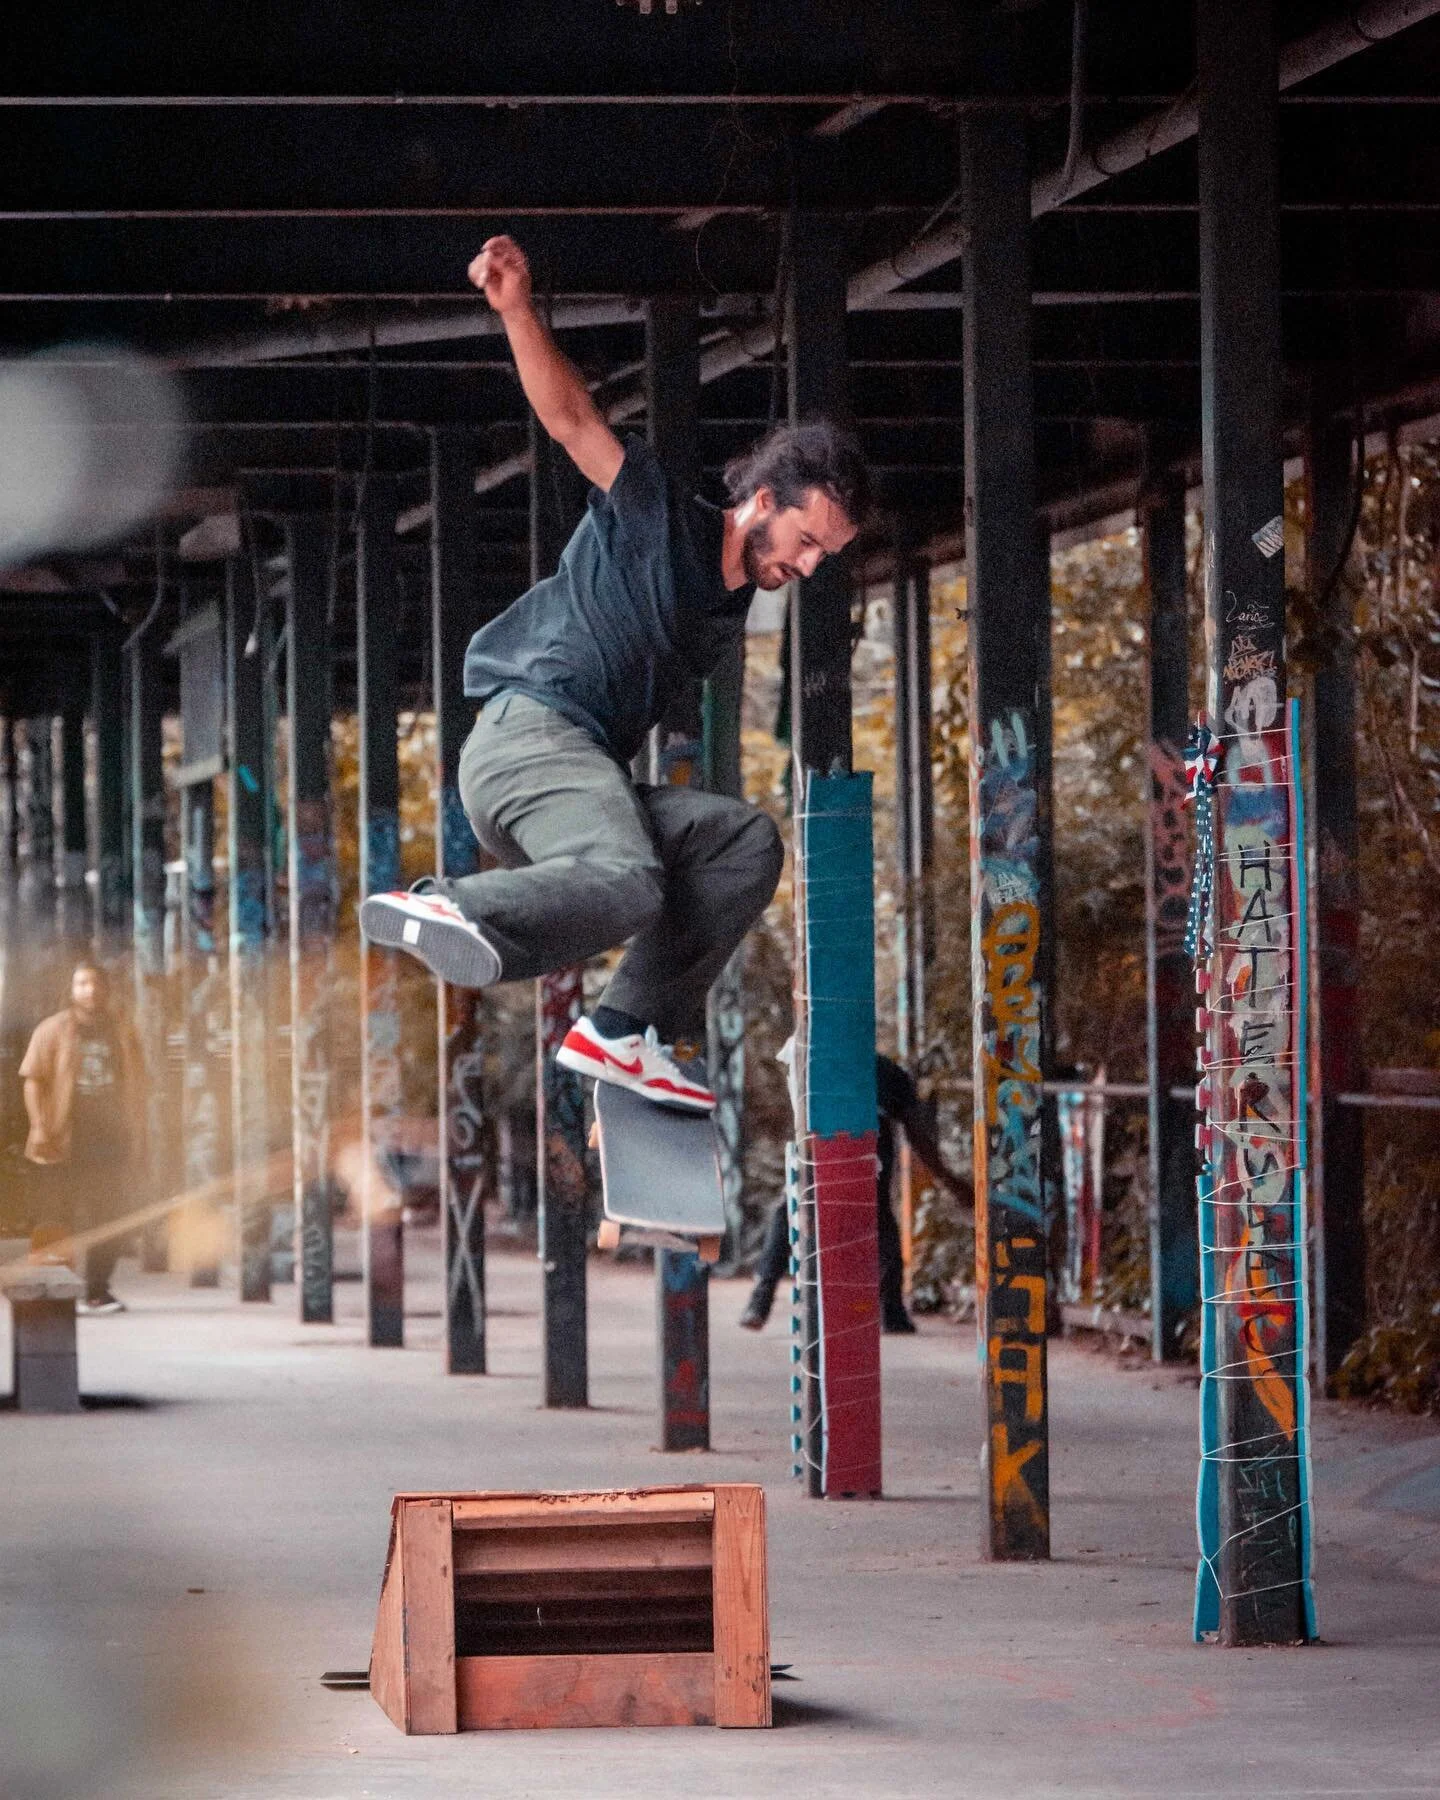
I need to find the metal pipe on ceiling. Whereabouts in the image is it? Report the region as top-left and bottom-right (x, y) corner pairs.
(456, 0), (1440, 498)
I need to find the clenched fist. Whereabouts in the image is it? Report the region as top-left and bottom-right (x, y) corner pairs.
(467, 235), (532, 316)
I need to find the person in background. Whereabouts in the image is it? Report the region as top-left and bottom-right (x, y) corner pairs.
(19, 962), (147, 1314)
(741, 1053), (973, 1335)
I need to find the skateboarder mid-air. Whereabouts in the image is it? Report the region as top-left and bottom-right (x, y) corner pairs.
(361, 235), (870, 1113)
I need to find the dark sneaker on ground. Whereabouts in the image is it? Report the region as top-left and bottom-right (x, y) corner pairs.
(883, 1310), (918, 1335)
(360, 883), (502, 988)
(739, 1286), (774, 1331)
(556, 1015), (716, 1113)
(78, 1294), (126, 1315)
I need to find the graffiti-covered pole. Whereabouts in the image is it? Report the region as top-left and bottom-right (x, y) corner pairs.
(786, 208), (882, 1500)
(93, 635), (129, 940)
(1145, 474), (1199, 1359)
(531, 410), (591, 1410)
(961, 102), (1052, 1561)
(1195, 0), (1311, 1645)
(286, 517), (337, 1326)
(431, 430), (490, 1375)
(359, 475), (406, 1348)
(226, 549), (272, 1303)
(59, 693), (88, 896)
(646, 293), (712, 1452)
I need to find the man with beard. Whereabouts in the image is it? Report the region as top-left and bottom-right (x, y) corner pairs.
(19, 962), (147, 1313)
(363, 235), (868, 1113)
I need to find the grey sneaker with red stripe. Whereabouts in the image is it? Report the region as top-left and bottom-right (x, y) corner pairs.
(556, 1015), (715, 1113)
(360, 881), (502, 989)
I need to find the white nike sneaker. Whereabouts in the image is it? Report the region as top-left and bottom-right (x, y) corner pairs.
(556, 1016), (716, 1113)
(360, 884), (502, 989)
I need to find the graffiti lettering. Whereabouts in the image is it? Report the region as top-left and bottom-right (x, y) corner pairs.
(973, 708), (1049, 1556)
(1148, 741), (1191, 958)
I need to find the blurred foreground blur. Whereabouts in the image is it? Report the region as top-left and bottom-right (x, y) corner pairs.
(0, 349), (183, 570)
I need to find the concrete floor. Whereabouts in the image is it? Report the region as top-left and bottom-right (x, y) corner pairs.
(2, 1229), (1438, 1800)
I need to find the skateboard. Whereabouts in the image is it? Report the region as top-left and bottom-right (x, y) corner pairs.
(591, 1081), (726, 1263)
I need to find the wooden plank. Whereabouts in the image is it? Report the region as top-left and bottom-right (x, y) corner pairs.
(397, 1484), (712, 1504)
(711, 1486), (770, 1727)
(398, 1498), (457, 1734)
(458, 1567), (711, 1603)
(368, 1519), (406, 1731)
(453, 1521), (712, 1577)
(456, 1652), (714, 1731)
(451, 1491), (714, 1530)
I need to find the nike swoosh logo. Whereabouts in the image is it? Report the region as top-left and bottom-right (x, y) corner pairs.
(565, 1036), (643, 1077)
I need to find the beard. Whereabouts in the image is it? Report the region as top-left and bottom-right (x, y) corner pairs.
(741, 516), (779, 588)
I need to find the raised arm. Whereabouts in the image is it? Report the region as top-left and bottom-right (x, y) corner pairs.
(468, 236), (624, 492)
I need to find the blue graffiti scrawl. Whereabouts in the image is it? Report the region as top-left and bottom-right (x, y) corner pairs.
(970, 704), (1051, 1559)
(973, 710), (1044, 1228)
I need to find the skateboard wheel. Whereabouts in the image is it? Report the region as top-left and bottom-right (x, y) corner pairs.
(596, 1219), (621, 1252)
(697, 1234), (722, 1264)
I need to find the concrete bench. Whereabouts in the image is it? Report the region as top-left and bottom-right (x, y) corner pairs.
(1, 1251), (85, 1413)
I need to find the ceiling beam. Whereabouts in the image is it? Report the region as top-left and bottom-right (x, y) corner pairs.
(455, 0), (1440, 497)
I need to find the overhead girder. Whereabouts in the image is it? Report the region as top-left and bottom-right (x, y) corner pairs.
(0, 104), (957, 212)
(0, 0), (1094, 100)
(11, 205), (1440, 306)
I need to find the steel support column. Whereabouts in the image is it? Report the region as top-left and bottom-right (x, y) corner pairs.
(787, 214), (854, 783)
(704, 642), (748, 1263)
(226, 550), (272, 1303)
(26, 717), (55, 889)
(962, 105), (1052, 1560)
(893, 547), (938, 1289)
(129, 632), (169, 1268)
(286, 517), (336, 1325)
(532, 409), (590, 1410)
(647, 294), (711, 1452)
(787, 210), (881, 1499)
(59, 694), (88, 895)
(1145, 474), (1199, 1360)
(3, 717), (18, 866)
(1306, 388), (1366, 1387)
(358, 476), (406, 1348)
(181, 776), (222, 1286)
(93, 637), (128, 940)
(893, 551), (936, 1067)
(431, 429), (488, 1374)
(1196, 0), (1310, 1645)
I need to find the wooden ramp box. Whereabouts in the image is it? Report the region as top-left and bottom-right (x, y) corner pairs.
(369, 1484), (770, 1732)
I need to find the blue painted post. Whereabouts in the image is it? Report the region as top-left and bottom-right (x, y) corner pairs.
(785, 211), (881, 1498)
(798, 772), (882, 1497)
(359, 476), (406, 1348)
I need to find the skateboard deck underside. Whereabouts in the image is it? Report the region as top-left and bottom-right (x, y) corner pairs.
(594, 1083), (726, 1236)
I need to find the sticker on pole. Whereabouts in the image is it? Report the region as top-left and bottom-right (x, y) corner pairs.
(1251, 515), (1284, 559)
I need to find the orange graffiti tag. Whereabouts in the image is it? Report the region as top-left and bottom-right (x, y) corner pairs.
(1223, 1253), (1297, 1438)
(990, 1420), (1046, 1528)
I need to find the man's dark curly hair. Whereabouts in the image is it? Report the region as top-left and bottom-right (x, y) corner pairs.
(723, 419), (871, 527)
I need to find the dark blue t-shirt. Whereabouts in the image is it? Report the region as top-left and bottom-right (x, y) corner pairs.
(462, 435), (753, 766)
